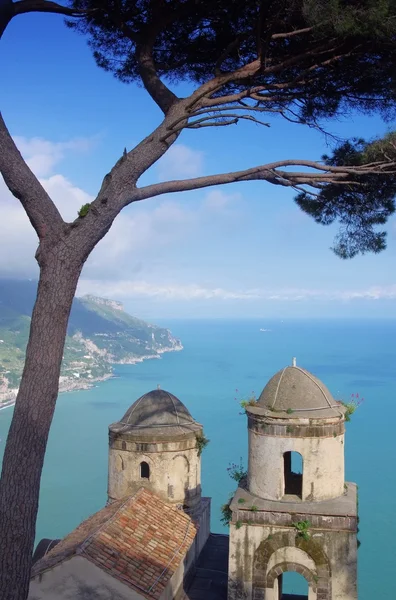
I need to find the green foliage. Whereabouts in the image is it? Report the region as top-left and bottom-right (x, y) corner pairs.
(342, 403), (356, 422)
(250, 505), (258, 512)
(240, 396), (258, 411)
(195, 433), (210, 456)
(70, 0), (396, 120)
(78, 203), (91, 218)
(68, 1), (396, 258)
(235, 520), (243, 530)
(292, 520), (311, 541)
(238, 498), (246, 504)
(235, 389), (257, 413)
(339, 393), (364, 421)
(227, 458), (247, 483)
(220, 502), (232, 526)
(295, 136), (396, 258)
(286, 408), (294, 414)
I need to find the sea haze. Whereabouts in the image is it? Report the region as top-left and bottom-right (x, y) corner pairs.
(0, 318), (395, 598)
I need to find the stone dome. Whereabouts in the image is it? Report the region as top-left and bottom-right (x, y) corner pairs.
(110, 388), (202, 437)
(258, 364), (343, 418)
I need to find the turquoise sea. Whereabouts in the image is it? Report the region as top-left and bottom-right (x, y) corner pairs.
(1, 318), (395, 598)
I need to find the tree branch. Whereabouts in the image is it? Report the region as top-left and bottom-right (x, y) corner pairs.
(0, 0), (92, 38)
(13, 0), (90, 17)
(136, 43), (179, 114)
(0, 113), (65, 239)
(132, 159), (396, 203)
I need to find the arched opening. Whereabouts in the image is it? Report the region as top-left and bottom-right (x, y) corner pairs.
(284, 451), (303, 498)
(140, 461), (150, 479)
(279, 572), (309, 599)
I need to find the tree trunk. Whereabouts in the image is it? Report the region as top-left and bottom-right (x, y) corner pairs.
(0, 255), (82, 600)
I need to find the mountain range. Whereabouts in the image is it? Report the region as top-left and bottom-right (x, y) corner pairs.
(0, 280), (182, 405)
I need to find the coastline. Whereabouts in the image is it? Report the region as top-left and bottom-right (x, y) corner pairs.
(0, 344), (183, 412)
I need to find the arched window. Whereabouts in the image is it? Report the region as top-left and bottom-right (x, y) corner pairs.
(279, 571), (309, 599)
(284, 451), (303, 498)
(140, 461), (150, 479)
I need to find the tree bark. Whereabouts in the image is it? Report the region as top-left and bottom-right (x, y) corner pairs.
(0, 252), (83, 600)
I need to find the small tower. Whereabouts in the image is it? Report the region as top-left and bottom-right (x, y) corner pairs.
(108, 388), (204, 511)
(228, 361), (358, 600)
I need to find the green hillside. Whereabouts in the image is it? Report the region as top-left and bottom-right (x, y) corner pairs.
(0, 280), (182, 405)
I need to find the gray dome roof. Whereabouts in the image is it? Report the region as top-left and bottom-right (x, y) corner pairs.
(110, 389), (201, 437)
(258, 365), (343, 418)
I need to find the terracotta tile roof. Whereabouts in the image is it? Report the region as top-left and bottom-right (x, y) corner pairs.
(32, 488), (197, 599)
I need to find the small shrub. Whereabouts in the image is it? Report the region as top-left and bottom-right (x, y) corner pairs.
(286, 408), (294, 414)
(195, 433), (210, 456)
(340, 392), (364, 422)
(238, 498), (246, 504)
(250, 505), (258, 512)
(292, 519), (311, 541)
(78, 203), (91, 218)
(235, 389), (257, 414)
(235, 520), (243, 529)
(220, 503), (232, 526)
(227, 458), (247, 483)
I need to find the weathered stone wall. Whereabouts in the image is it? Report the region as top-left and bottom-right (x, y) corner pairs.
(228, 522), (357, 600)
(108, 434), (201, 508)
(194, 497), (211, 558)
(248, 417), (345, 501)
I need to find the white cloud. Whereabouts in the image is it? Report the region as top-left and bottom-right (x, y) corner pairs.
(84, 200), (197, 279)
(42, 174), (94, 222)
(202, 189), (241, 212)
(0, 134), (236, 280)
(0, 173), (95, 277)
(13, 136), (96, 178)
(258, 285), (396, 302)
(156, 144), (204, 179)
(77, 280), (396, 303)
(77, 279), (260, 301)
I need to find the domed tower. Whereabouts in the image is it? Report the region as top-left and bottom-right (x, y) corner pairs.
(248, 360), (345, 502)
(228, 360), (358, 600)
(108, 388), (204, 511)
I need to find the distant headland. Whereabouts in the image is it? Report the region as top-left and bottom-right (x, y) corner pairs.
(0, 280), (182, 408)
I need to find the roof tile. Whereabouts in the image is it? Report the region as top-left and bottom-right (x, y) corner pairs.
(32, 488), (197, 599)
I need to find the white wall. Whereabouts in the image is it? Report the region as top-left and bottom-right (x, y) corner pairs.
(248, 429), (345, 501)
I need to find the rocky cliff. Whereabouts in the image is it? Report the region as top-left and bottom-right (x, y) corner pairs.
(0, 280), (182, 406)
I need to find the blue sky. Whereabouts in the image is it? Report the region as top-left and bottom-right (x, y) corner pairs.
(1, 13), (396, 319)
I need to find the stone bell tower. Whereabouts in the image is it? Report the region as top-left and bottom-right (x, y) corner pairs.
(108, 387), (204, 510)
(107, 387), (211, 555)
(228, 360), (358, 600)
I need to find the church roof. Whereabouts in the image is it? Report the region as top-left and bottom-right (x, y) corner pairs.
(110, 388), (202, 437)
(31, 488), (197, 599)
(258, 363), (343, 418)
